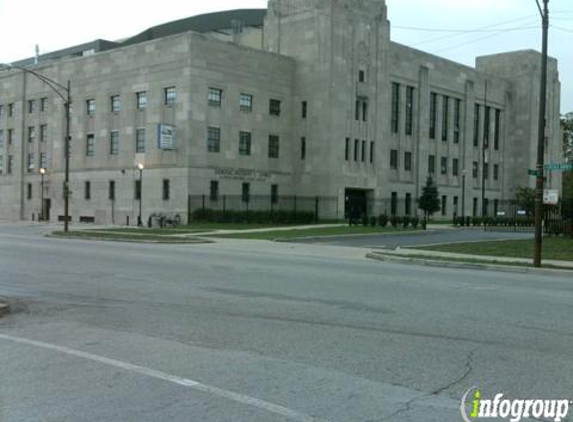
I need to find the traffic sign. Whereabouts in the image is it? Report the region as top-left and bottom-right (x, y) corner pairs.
(544, 163), (573, 171)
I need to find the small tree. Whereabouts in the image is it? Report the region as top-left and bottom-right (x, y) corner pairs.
(515, 187), (535, 216)
(418, 176), (440, 228)
(562, 112), (573, 199)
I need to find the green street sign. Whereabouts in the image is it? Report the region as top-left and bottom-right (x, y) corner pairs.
(528, 169), (539, 176)
(545, 163), (573, 171)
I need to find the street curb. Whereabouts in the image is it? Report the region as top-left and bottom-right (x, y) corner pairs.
(0, 301), (9, 317)
(365, 252), (573, 277)
(270, 230), (429, 242)
(46, 234), (213, 244)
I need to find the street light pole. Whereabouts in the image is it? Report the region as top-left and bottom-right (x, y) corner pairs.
(533, 0), (549, 267)
(462, 170), (467, 220)
(39, 168), (46, 221)
(1, 64), (71, 232)
(137, 164), (144, 226)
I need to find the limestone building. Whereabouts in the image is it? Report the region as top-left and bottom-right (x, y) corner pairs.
(0, 0), (562, 224)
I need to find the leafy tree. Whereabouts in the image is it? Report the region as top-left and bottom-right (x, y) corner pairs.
(515, 187), (535, 216)
(562, 113), (573, 199)
(418, 176), (440, 227)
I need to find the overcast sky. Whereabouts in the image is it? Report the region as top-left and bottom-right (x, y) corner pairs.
(0, 0), (571, 112)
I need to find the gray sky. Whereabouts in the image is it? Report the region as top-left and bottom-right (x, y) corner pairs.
(0, 0), (571, 112)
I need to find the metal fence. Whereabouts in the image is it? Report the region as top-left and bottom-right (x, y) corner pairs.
(483, 198), (573, 235)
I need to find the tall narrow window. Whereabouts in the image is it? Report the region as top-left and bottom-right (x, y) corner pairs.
(370, 141), (374, 163)
(28, 100), (35, 114)
(86, 134), (95, 157)
(40, 98), (48, 112)
(345, 138), (350, 161)
(111, 95), (121, 112)
(269, 99), (281, 116)
(136, 91), (147, 110)
(428, 155), (436, 174)
(135, 180), (141, 200)
(405, 86), (414, 136)
(483, 162), (489, 180)
(355, 99), (360, 121)
(27, 183), (32, 200)
(302, 101), (307, 119)
(390, 149), (398, 169)
(361, 140), (366, 162)
(454, 99), (461, 144)
(441, 196), (447, 216)
(136, 129), (146, 153)
(442, 96), (449, 141)
(453, 158), (459, 176)
(405, 151), (412, 171)
(301, 137), (306, 160)
(494, 164), (499, 181)
(354, 139), (359, 162)
(0, 130), (3, 148)
(109, 181), (116, 201)
(86, 99), (95, 116)
(39, 152), (47, 169)
(85, 181), (91, 200)
(162, 179), (170, 200)
(429, 92), (437, 139)
(28, 126), (36, 142)
(473, 161), (479, 178)
(271, 184), (278, 204)
(239, 131), (251, 156)
(405, 193), (412, 216)
(207, 127), (221, 153)
(210, 181), (219, 201)
(110, 131), (119, 155)
(484, 106), (491, 148)
(494, 109), (501, 150)
(208, 88), (223, 107)
(40, 124), (47, 142)
(27, 153), (34, 172)
(391, 192), (398, 216)
(164, 87), (176, 106)
(240, 93), (253, 112)
(242, 182), (250, 202)
(391, 83), (400, 133)
(0, 155), (3, 174)
(358, 70), (365, 83)
(441, 157), (448, 175)
(268, 135), (279, 158)
(7, 155), (13, 174)
(362, 100), (368, 122)
(473, 104), (480, 147)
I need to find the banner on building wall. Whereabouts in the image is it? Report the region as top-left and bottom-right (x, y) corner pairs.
(157, 124), (175, 150)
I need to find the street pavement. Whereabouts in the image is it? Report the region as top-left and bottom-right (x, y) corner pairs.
(0, 222), (572, 422)
(293, 226), (534, 249)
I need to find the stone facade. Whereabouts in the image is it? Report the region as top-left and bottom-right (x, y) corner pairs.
(0, 0), (562, 224)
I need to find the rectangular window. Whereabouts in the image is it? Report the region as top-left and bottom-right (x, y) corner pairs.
(483, 162), (489, 180)
(111, 95), (121, 112)
(271, 184), (278, 204)
(268, 135), (279, 158)
(7, 155), (13, 174)
(269, 99), (281, 116)
(358, 70), (365, 83)
(494, 164), (499, 181)
(301, 137), (306, 160)
(8, 129), (14, 145)
(164, 87), (176, 106)
(405, 151), (412, 171)
(210, 181), (219, 201)
(405, 193), (412, 216)
(362, 100), (368, 122)
(27, 183), (32, 200)
(136, 129), (146, 153)
(134, 180), (141, 200)
(27, 153), (34, 172)
(28, 126), (36, 142)
(484, 106), (491, 148)
(354, 139), (359, 162)
(454, 196), (459, 214)
(208, 88), (222, 107)
(0, 130), (3, 148)
(473, 198), (478, 217)
(453, 158), (459, 176)
(86, 134), (95, 157)
(110, 131), (119, 155)
(0, 155), (3, 174)
(28, 100), (35, 114)
(441, 157), (448, 175)
(405, 86), (414, 136)
(473, 104), (480, 147)
(40, 124), (47, 142)
(239, 131), (251, 156)
(441, 195), (447, 216)
(207, 127), (221, 153)
(454, 99), (461, 143)
(429, 92), (437, 139)
(239, 93), (252, 112)
(473, 161), (479, 178)
(85, 181), (91, 200)
(302, 101), (307, 119)
(40, 97), (48, 112)
(162, 179), (170, 200)
(86, 99), (95, 115)
(370, 141), (374, 164)
(109, 181), (115, 201)
(391, 192), (398, 216)
(0, 105), (5, 117)
(8, 103), (14, 117)
(442, 96), (449, 141)
(494, 109), (501, 150)
(39, 152), (47, 169)
(136, 91), (147, 110)
(345, 138), (350, 161)
(390, 149), (398, 169)
(391, 82), (400, 134)
(428, 155), (436, 174)
(360, 140), (365, 162)
(242, 182), (250, 202)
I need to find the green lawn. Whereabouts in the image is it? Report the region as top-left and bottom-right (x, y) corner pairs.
(86, 228), (209, 235)
(208, 225), (420, 240)
(50, 231), (208, 243)
(417, 237), (573, 261)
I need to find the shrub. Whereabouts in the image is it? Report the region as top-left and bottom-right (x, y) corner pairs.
(402, 216), (410, 229)
(411, 217), (420, 229)
(362, 214), (369, 226)
(390, 216), (399, 228)
(191, 208), (316, 224)
(378, 214), (389, 227)
(370, 216), (377, 227)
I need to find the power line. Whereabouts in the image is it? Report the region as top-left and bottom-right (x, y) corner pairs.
(552, 25), (573, 33)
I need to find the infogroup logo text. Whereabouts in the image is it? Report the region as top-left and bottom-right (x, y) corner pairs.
(460, 387), (571, 422)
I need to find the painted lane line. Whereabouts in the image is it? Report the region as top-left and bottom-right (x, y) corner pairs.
(0, 333), (332, 422)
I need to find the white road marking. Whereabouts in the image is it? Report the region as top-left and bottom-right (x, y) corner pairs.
(0, 333), (332, 422)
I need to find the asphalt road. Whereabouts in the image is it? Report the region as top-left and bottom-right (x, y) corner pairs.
(0, 223), (572, 422)
(293, 227), (534, 249)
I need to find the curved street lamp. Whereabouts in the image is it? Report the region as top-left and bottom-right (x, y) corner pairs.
(0, 63), (71, 232)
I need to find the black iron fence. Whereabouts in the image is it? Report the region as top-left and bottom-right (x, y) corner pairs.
(188, 194), (341, 223)
(481, 198), (573, 235)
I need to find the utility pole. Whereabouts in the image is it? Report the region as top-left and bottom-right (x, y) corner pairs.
(534, 0), (549, 267)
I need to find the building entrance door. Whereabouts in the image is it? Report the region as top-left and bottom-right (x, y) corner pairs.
(345, 189), (368, 222)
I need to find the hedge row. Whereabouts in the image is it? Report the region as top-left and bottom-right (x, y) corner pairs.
(352, 214), (422, 229)
(192, 208), (316, 224)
